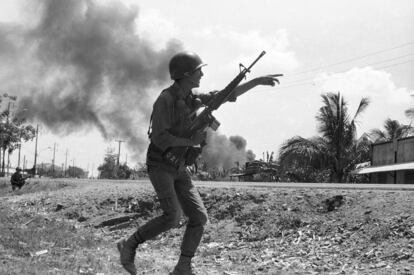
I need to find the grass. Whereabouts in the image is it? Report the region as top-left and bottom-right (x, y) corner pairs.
(0, 179), (414, 274)
(0, 208), (107, 274)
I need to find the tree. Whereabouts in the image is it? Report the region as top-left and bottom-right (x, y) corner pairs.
(369, 118), (413, 142)
(406, 108), (414, 120)
(405, 95), (414, 121)
(98, 147), (132, 179)
(67, 166), (87, 178)
(98, 148), (118, 179)
(117, 163), (132, 179)
(279, 92), (370, 183)
(0, 95), (36, 175)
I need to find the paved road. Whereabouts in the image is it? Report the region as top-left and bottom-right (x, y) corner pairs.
(194, 181), (414, 191)
(25, 178), (414, 191)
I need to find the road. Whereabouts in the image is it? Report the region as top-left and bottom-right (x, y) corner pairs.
(16, 178), (414, 191)
(194, 180), (414, 191)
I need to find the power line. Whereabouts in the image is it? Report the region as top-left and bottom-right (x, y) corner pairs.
(281, 53), (414, 87)
(259, 56), (414, 91)
(376, 59), (414, 70)
(254, 58), (414, 92)
(291, 42), (414, 77)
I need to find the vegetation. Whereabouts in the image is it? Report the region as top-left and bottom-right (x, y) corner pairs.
(279, 92), (370, 183)
(0, 94), (36, 176)
(369, 118), (413, 142)
(1, 179), (413, 274)
(405, 95), (414, 120)
(97, 147), (132, 179)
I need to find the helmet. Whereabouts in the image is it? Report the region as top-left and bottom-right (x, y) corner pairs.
(16, 167), (21, 171)
(169, 51), (207, 80)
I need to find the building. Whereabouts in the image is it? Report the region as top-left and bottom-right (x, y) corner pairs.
(230, 160), (279, 182)
(356, 136), (414, 183)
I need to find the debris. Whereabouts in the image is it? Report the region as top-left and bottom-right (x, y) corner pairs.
(323, 195), (344, 212)
(206, 242), (223, 248)
(24, 217), (37, 226)
(107, 221), (132, 231)
(55, 204), (64, 211)
(78, 267), (94, 274)
(77, 216), (88, 222)
(30, 250), (48, 257)
(91, 213), (140, 228)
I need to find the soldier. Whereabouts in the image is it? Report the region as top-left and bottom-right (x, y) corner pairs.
(10, 167), (27, 191)
(117, 51), (281, 275)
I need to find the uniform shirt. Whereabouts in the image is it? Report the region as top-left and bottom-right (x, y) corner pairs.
(11, 172), (24, 186)
(147, 82), (237, 168)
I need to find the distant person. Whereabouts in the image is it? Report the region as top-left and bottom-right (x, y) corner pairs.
(10, 167), (28, 191)
(116, 51), (281, 275)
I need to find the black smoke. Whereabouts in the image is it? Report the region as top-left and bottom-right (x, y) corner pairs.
(0, 0), (182, 157)
(201, 130), (254, 171)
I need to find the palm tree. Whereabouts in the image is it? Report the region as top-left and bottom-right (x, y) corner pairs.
(405, 95), (414, 120)
(279, 92), (370, 183)
(406, 108), (414, 119)
(369, 118), (413, 142)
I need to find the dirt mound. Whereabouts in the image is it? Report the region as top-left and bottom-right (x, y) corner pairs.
(1, 180), (413, 274)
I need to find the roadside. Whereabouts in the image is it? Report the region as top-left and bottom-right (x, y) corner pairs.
(0, 179), (413, 274)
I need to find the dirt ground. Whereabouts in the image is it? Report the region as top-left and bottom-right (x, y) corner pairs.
(0, 178), (413, 275)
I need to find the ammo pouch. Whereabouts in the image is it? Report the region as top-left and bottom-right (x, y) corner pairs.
(148, 143), (202, 168)
(184, 147), (202, 166)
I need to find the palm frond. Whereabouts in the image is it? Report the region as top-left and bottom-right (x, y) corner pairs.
(352, 97), (370, 122)
(369, 128), (387, 142)
(279, 136), (327, 168)
(406, 107), (414, 119)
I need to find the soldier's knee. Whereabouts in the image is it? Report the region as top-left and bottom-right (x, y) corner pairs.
(163, 210), (181, 228)
(199, 210), (208, 226)
(189, 209), (208, 227)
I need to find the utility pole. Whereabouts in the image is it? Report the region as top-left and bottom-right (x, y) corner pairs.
(64, 149), (68, 177)
(33, 124), (39, 176)
(115, 140), (124, 167)
(52, 143), (57, 175)
(7, 151), (10, 175)
(18, 143), (21, 168)
(23, 155), (26, 170)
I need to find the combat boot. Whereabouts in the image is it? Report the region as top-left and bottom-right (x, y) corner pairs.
(170, 265), (195, 275)
(170, 255), (195, 275)
(117, 232), (143, 275)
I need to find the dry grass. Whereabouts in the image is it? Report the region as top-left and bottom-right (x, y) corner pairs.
(1, 179), (413, 274)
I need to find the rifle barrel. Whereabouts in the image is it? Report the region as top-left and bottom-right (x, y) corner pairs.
(246, 51), (266, 71)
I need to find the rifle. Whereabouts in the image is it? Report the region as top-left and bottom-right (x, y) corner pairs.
(163, 51), (268, 168)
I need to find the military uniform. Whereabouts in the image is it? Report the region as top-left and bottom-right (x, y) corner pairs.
(11, 169), (26, 190)
(147, 80), (238, 250)
(117, 51), (239, 275)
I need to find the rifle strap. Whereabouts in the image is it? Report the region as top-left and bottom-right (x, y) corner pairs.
(147, 113), (153, 139)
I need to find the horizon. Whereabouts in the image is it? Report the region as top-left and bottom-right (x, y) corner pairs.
(0, 0), (413, 176)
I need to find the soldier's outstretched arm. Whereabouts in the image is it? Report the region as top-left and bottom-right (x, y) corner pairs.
(231, 74), (282, 98)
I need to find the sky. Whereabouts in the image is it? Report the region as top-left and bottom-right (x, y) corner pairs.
(0, 0), (413, 176)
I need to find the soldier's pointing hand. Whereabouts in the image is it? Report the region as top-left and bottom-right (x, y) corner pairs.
(255, 74), (283, 86)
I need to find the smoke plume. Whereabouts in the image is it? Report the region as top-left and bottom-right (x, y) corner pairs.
(0, 0), (256, 167)
(0, 0), (182, 157)
(201, 130), (254, 171)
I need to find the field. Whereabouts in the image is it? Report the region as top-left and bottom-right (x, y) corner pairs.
(1, 178), (413, 275)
